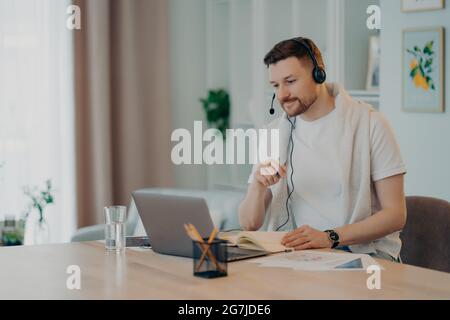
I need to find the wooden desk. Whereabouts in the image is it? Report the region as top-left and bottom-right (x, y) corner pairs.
(0, 241), (449, 299)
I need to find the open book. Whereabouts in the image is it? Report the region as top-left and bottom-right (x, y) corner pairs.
(219, 231), (290, 253)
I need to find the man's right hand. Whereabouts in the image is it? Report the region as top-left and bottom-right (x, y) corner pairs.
(239, 160), (284, 230)
(254, 160), (287, 188)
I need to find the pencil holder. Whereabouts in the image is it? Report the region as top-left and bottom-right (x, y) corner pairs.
(193, 238), (228, 278)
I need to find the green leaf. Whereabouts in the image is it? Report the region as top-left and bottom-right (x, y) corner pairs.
(423, 41), (434, 55)
(199, 89), (230, 135)
(419, 64), (426, 77)
(414, 46), (421, 52)
(410, 66), (419, 78)
(426, 77), (436, 90)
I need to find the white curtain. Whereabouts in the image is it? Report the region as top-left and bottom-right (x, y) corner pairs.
(0, 0), (76, 242)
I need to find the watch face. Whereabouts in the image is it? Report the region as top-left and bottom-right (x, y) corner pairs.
(326, 231), (339, 241)
(330, 233), (339, 241)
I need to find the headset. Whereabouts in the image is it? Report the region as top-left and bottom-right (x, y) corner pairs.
(269, 38), (326, 231)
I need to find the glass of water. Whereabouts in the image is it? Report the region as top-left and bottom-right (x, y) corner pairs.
(104, 206), (127, 252)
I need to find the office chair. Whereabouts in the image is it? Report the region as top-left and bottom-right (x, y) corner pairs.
(400, 196), (450, 273)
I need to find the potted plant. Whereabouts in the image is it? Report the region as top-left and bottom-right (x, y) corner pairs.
(0, 162), (26, 247)
(1, 215), (25, 246)
(23, 179), (54, 244)
(199, 89), (230, 138)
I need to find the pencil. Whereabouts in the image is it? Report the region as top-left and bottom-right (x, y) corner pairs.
(186, 224), (224, 273)
(196, 227), (219, 272)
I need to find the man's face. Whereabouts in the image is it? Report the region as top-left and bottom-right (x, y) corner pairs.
(269, 56), (319, 117)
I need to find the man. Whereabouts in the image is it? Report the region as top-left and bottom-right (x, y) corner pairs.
(238, 37), (407, 262)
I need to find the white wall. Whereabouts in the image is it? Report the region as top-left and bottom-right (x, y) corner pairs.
(296, 0), (327, 55)
(380, 0), (450, 201)
(344, 0), (379, 90)
(170, 0), (208, 189)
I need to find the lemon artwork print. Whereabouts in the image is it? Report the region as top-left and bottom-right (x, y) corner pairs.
(407, 41), (436, 92)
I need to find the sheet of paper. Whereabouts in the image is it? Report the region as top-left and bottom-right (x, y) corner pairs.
(249, 250), (382, 271)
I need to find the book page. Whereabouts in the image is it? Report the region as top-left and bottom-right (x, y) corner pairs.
(218, 230), (241, 245)
(219, 231), (288, 253)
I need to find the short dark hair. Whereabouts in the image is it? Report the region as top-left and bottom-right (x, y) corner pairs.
(263, 37), (325, 70)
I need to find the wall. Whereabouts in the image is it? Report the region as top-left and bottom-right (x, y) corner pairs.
(344, 0), (379, 90)
(296, 0), (327, 56)
(380, 0), (450, 201)
(170, 0), (208, 189)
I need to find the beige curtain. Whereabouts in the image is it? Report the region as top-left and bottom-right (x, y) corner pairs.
(74, 0), (173, 227)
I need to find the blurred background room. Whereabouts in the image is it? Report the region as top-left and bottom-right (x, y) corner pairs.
(0, 0), (449, 247)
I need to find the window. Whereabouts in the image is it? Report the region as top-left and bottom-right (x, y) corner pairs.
(0, 0), (76, 242)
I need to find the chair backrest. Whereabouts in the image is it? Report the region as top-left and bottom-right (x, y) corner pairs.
(401, 196), (450, 273)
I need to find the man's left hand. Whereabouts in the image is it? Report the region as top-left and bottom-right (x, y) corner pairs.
(281, 225), (332, 250)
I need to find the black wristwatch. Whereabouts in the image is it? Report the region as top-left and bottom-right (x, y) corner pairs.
(325, 230), (340, 249)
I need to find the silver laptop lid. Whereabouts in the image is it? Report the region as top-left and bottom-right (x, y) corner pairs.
(131, 190), (214, 258)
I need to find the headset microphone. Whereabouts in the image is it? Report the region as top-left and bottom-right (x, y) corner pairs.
(269, 93), (276, 115)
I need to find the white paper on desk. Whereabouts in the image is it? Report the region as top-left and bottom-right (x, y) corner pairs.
(253, 251), (353, 271)
(250, 250), (382, 271)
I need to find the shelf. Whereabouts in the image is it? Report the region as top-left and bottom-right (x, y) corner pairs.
(348, 90), (380, 102)
(348, 90), (380, 96)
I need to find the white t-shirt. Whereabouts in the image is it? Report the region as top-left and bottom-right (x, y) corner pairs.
(248, 103), (406, 256)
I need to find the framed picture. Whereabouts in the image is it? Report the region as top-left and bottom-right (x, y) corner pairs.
(402, 27), (445, 113)
(401, 0), (445, 12)
(366, 35), (381, 91)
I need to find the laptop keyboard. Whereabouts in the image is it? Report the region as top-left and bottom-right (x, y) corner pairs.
(227, 247), (268, 261)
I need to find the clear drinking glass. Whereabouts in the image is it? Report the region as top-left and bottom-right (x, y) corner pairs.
(104, 206), (127, 252)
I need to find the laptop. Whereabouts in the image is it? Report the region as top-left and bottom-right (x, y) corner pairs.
(131, 190), (269, 262)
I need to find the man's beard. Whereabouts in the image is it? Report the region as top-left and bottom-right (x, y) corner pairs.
(282, 95), (317, 117)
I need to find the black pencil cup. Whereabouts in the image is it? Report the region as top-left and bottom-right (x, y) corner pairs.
(193, 238), (228, 278)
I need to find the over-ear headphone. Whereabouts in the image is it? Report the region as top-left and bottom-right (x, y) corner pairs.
(269, 37), (326, 116)
(292, 38), (327, 84)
